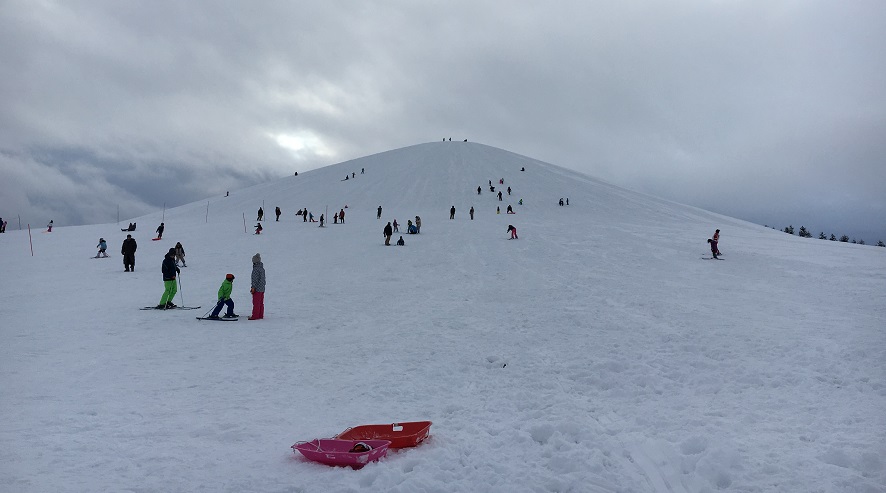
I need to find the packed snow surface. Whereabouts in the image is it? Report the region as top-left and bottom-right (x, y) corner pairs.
(1, 142), (884, 492)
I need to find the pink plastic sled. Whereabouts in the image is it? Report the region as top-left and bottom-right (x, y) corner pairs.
(291, 439), (391, 468)
(335, 421), (432, 449)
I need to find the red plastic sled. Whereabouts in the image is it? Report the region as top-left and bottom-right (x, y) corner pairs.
(335, 421), (432, 449)
(291, 439), (390, 468)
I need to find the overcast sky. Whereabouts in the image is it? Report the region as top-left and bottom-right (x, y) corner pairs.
(2, 1), (884, 242)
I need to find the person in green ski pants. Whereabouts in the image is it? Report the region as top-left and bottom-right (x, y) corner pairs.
(157, 249), (180, 309)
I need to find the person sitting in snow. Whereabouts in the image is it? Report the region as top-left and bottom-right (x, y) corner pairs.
(396, 236), (405, 246)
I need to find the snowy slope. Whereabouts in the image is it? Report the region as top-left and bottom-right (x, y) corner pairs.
(1, 142), (884, 492)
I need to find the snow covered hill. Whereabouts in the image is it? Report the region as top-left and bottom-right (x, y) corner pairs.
(1, 141), (884, 492)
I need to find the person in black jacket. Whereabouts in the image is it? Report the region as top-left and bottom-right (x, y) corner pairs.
(383, 221), (393, 246)
(155, 222), (165, 239)
(122, 234), (137, 272)
(156, 248), (180, 308)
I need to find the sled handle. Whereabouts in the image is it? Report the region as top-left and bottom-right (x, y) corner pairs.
(334, 427), (352, 439)
(292, 440), (323, 452)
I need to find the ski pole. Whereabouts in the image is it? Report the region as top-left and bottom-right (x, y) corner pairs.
(178, 275), (184, 307)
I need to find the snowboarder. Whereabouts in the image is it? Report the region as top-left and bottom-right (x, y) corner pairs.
(396, 236), (405, 246)
(121, 234), (137, 272)
(707, 239), (719, 259)
(384, 221), (393, 246)
(469, 206), (474, 220)
(249, 254), (265, 320)
(393, 219), (399, 232)
(155, 222), (164, 239)
(208, 274), (237, 319)
(95, 238), (108, 258)
(257, 207), (264, 221)
(507, 225), (518, 239)
(174, 242), (187, 267)
(156, 248), (180, 309)
(450, 206), (456, 220)
(414, 216), (421, 234)
(712, 229), (722, 256)
(377, 206), (382, 219)
(275, 207), (281, 221)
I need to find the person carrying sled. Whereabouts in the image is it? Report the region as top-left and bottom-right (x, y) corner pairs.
(384, 221), (393, 246)
(249, 254), (265, 320)
(507, 225), (518, 239)
(156, 248), (180, 309)
(208, 274), (237, 319)
(174, 242), (187, 267)
(95, 238), (108, 258)
(155, 222), (164, 239)
(122, 234), (137, 272)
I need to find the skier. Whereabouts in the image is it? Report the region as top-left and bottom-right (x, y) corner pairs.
(95, 238), (108, 258)
(384, 221), (393, 246)
(257, 207), (264, 221)
(155, 222), (164, 239)
(174, 242), (187, 267)
(415, 216), (421, 234)
(249, 254), (265, 320)
(377, 206), (382, 219)
(507, 225), (518, 239)
(396, 236), (405, 246)
(156, 248), (180, 309)
(712, 229), (722, 256)
(450, 206), (456, 220)
(275, 207), (281, 221)
(47, 220), (53, 232)
(707, 239), (719, 259)
(393, 219), (399, 232)
(208, 274), (237, 319)
(121, 234), (137, 272)
(469, 206), (474, 220)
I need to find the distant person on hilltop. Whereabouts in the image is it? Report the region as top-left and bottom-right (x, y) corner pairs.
(47, 220), (53, 232)
(257, 207), (264, 221)
(450, 206), (456, 220)
(122, 234), (137, 272)
(469, 206), (474, 220)
(155, 222), (164, 239)
(377, 206), (382, 219)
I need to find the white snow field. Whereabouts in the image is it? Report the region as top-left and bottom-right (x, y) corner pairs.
(1, 142), (884, 493)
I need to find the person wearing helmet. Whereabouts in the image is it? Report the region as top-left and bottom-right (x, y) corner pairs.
(208, 274), (237, 319)
(95, 238), (108, 258)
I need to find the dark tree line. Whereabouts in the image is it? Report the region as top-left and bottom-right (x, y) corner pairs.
(770, 224), (884, 247)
